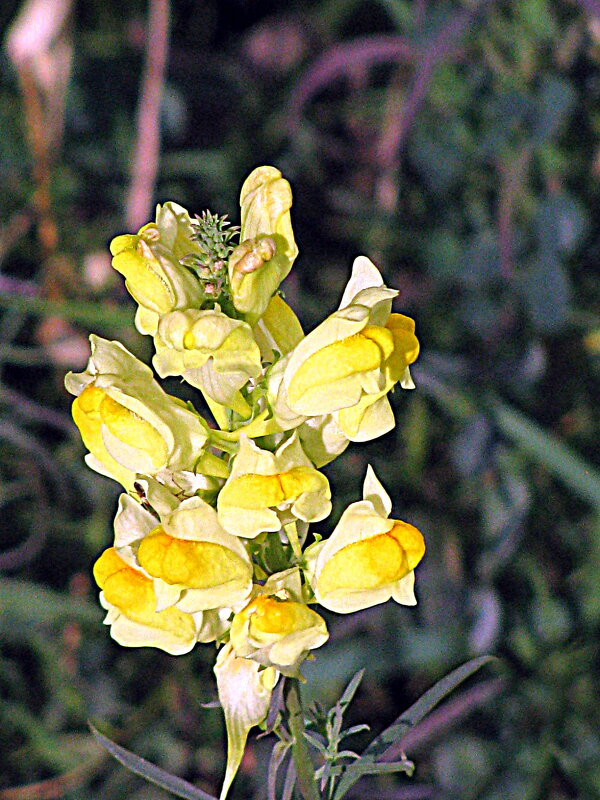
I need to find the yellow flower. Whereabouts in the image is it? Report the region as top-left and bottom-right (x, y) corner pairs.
(152, 306), (262, 415)
(214, 644), (278, 800)
(229, 569), (328, 676)
(306, 466), (425, 613)
(217, 433), (331, 538)
(114, 490), (253, 614)
(228, 166), (298, 323)
(268, 256), (419, 444)
(110, 206), (203, 336)
(65, 336), (208, 491)
(93, 546), (202, 655)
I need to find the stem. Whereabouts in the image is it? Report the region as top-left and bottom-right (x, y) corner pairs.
(284, 679), (320, 800)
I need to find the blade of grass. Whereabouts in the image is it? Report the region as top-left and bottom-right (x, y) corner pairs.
(490, 397), (600, 509)
(0, 292), (133, 329)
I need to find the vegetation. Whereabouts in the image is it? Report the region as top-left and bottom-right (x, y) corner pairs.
(1, 1), (599, 798)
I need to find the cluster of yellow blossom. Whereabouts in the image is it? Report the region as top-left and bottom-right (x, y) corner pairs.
(65, 166), (424, 799)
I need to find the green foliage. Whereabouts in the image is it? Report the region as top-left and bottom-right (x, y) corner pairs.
(2, 0), (600, 798)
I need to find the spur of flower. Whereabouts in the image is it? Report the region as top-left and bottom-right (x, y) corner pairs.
(306, 465), (426, 613)
(214, 644), (279, 800)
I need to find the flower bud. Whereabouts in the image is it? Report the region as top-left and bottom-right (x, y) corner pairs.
(228, 166), (298, 323)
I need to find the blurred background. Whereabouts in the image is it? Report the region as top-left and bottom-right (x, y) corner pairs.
(1, 1), (600, 798)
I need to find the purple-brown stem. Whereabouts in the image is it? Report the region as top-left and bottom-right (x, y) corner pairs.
(125, 0), (171, 231)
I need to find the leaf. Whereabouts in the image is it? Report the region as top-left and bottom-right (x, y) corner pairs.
(267, 739), (292, 800)
(0, 292), (133, 329)
(339, 759), (414, 780)
(332, 656), (496, 800)
(88, 724), (218, 800)
(490, 398), (600, 510)
(338, 669), (365, 710)
(364, 656), (496, 758)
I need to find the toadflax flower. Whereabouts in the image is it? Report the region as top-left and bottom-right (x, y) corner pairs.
(228, 165), (298, 323)
(152, 306), (262, 416)
(93, 546), (203, 655)
(65, 335), (208, 491)
(306, 466), (425, 613)
(110, 202), (204, 336)
(268, 256), (420, 445)
(92, 486), (253, 656)
(116, 488), (254, 614)
(229, 569), (329, 676)
(217, 433), (331, 538)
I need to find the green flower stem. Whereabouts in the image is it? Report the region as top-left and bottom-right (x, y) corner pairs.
(284, 678), (320, 800)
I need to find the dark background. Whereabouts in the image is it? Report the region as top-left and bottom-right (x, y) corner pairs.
(1, 1), (599, 798)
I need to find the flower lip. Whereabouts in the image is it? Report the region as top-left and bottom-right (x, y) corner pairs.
(217, 434), (331, 538)
(93, 547), (199, 654)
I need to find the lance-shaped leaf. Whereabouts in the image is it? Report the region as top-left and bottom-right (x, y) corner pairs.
(89, 723), (217, 800)
(332, 656), (498, 800)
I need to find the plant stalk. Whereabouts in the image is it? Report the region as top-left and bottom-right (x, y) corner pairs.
(284, 678), (320, 800)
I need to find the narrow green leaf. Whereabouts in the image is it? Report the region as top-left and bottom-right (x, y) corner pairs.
(333, 656), (496, 800)
(0, 292), (133, 329)
(89, 724), (218, 800)
(491, 398), (600, 509)
(363, 656), (496, 758)
(338, 669), (365, 709)
(338, 758), (414, 781)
